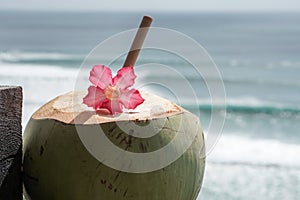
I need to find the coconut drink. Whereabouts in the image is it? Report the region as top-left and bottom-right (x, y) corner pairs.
(23, 16), (206, 200)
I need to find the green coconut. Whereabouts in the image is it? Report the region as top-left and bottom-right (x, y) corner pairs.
(23, 91), (205, 200)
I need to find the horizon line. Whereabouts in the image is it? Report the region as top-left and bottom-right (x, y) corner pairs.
(1, 8), (300, 13)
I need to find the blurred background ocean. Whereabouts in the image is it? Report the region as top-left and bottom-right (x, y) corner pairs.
(0, 11), (299, 199)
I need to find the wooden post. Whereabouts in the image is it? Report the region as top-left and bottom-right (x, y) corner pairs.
(0, 86), (22, 200)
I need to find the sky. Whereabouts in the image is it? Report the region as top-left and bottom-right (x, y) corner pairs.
(0, 0), (300, 11)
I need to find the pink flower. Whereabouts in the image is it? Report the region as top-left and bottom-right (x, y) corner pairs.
(83, 65), (144, 114)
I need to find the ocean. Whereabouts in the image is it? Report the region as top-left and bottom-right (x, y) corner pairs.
(0, 11), (299, 199)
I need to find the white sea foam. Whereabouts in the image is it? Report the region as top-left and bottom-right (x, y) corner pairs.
(182, 97), (271, 108)
(220, 96), (287, 109)
(0, 51), (80, 62)
(179, 96), (300, 112)
(0, 62), (78, 78)
(208, 134), (300, 168)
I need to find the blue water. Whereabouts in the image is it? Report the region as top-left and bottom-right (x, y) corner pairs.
(0, 11), (299, 199)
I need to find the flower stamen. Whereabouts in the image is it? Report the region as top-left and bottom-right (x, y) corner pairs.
(105, 86), (120, 100)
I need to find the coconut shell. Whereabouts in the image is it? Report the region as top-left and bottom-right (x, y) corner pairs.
(23, 91), (205, 200)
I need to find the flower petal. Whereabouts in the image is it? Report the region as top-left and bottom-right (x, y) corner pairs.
(113, 66), (136, 90)
(102, 100), (123, 114)
(89, 65), (112, 89)
(120, 89), (145, 110)
(83, 86), (107, 109)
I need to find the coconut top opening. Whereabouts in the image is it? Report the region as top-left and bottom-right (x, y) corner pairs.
(32, 91), (183, 125)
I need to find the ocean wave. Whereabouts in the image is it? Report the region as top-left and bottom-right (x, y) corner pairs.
(140, 74), (300, 88)
(207, 134), (300, 168)
(182, 97), (300, 115)
(0, 61), (79, 78)
(1, 51), (300, 87)
(0, 51), (87, 68)
(0, 51), (81, 62)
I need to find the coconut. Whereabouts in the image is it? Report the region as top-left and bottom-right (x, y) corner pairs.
(23, 91), (205, 200)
